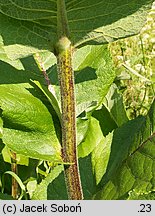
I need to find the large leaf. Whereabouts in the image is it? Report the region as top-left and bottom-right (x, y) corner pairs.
(94, 100), (155, 199)
(0, 84), (62, 162)
(68, 0), (153, 47)
(0, 60), (62, 162)
(0, 0), (153, 58)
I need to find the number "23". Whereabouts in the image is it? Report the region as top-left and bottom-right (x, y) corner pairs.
(139, 204), (151, 212)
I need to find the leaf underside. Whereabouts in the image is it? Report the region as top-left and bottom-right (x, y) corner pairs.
(0, 0), (153, 58)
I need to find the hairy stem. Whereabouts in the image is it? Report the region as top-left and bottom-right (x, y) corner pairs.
(56, 37), (83, 200)
(56, 0), (83, 200)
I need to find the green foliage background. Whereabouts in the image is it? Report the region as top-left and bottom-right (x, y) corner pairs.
(0, 1), (154, 200)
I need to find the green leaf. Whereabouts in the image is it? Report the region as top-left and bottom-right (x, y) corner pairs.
(105, 84), (129, 127)
(94, 100), (155, 199)
(68, 0), (153, 47)
(0, 0), (153, 58)
(0, 60), (62, 162)
(32, 165), (64, 200)
(0, 84), (62, 162)
(0, 12), (54, 59)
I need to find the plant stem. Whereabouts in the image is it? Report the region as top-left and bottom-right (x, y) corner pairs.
(56, 0), (83, 199)
(11, 151), (18, 199)
(56, 38), (83, 200)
